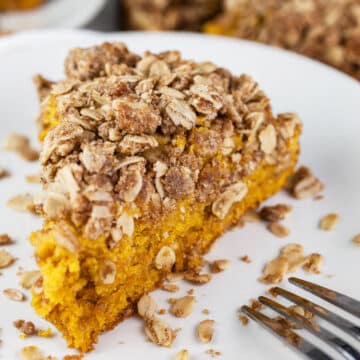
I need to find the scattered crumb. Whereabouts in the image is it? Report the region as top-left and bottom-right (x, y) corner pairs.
(303, 253), (324, 274)
(161, 283), (179, 293)
(3, 288), (26, 302)
(166, 272), (184, 282)
(287, 166), (324, 199)
(14, 320), (37, 336)
(352, 234), (360, 246)
(17, 270), (41, 289)
(2, 133), (39, 162)
(267, 222), (290, 238)
(259, 204), (292, 222)
(202, 309), (210, 315)
(267, 287), (278, 297)
(158, 308), (167, 315)
(239, 315), (249, 326)
(0, 167), (10, 179)
(319, 213), (339, 231)
(184, 270), (212, 285)
(206, 349), (221, 357)
(239, 255), (251, 263)
(211, 259), (230, 273)
(20, 346), (56, 360)
(63, 355), (83, 360)
(187, 288), (194, 295)
(259, 243), (323, 284)
(242, 210), (260, 223)
(6, 194), (35, 213)
(0, 249), (16, 268)
(250, 299), (263, 311)
(37, 328), (53, 338)
(175, 349), (189, 360)
(137, 294), (157, 319)
(170, 296), (195, 318)
(0, 233), (13, 245)
(197, 319), (215, 343)
(144, 317), (176, 347)
(314, 194), (324, 201)
(25, 173), (41, 184)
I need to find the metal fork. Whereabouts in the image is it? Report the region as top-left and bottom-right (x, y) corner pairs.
(241, 277), (360, 359)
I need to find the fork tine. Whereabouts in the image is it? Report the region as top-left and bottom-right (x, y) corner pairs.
(289, 277), (360, 318)
(273, 287), (360, 341)
(241, 306), (332, 360)
(259, 296), (360, 360)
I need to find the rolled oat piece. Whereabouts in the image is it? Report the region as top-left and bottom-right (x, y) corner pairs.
(204, 0), (360, 81)
(31, 42), (301, 352)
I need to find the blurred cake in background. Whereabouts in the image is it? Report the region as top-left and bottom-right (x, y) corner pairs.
(122, 0), (221, 30)
(0, 0), (43, 11)
(204, 0), (360, 80)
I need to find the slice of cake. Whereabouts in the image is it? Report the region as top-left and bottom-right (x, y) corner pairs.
(0, 0), (42, 11)
(121, 0), (221, 30)
(31, 42), (301, 352)
(204, 0), (360, 81)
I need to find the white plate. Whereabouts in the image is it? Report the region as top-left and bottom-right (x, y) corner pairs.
(0, 30), (359, 360)
(0, 0), (106, 30)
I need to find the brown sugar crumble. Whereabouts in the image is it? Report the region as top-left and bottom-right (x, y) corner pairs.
(250, 299), (263, 311)
(211, 259), (230, 273)
(14, 320), (37, 336)
(206, 349), (222, 357)
(202, 308), (210, 315)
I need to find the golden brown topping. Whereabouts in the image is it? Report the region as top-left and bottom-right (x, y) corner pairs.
(3, 288), (26, 301)
(2, 133), (39, 161)
(0, 233), (13, 245)
(319, 213), (339, 231)
(259, 124), (277, 154)
(211, 259), (230, 273)
(212, 181), (248, 219)
(155, 246), (176, 271)
(250, 299), (264, 311)
(163, 166), (195, 199)
(144, 317), (175, 347)
(197, 319), (215, 343)
(137, 294), (157, 319)
(259, 204), (292, 222)
(175, 349), (189, 360)
(6, 194), (35, 213)
(0, 249), (15, 268)
(267, 222), (290, 238)
(170, 296), (196, 318)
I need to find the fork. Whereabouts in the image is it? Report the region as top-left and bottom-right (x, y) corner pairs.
(241, 277), (360, 360)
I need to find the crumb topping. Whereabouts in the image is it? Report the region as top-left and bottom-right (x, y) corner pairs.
(36, 42), (301, 248)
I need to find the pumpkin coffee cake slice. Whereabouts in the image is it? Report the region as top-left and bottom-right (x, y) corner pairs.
(31, 42), (301, 352)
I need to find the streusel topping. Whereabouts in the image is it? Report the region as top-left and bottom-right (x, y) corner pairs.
(36, 42), (301, 245)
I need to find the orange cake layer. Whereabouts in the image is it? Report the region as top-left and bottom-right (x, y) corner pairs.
(32, 42), (301, 352)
